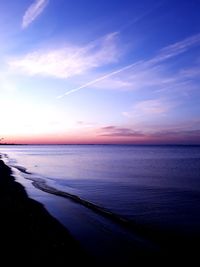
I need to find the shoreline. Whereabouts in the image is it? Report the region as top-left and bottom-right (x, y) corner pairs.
(0, 159), (90, 265)
(12, 162), (200, 258)
(1, 151), (200, 265)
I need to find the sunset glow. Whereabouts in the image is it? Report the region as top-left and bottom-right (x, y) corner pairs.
(0, 0), (200, 144)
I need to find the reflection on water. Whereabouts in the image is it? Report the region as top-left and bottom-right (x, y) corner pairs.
(1, 144), (200, 235)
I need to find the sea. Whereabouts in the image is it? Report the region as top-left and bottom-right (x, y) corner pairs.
(0, 145), (200, 264)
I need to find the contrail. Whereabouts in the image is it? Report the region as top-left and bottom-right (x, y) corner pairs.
(57, 61), (142, 98)
(57, 2), (166, 99)
(57, 27), (200, 99)
(119, 0), (166, 33)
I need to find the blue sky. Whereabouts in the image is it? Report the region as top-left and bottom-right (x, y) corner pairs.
(0, 0), (200, 144)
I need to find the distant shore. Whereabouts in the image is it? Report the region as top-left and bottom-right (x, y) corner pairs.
(0, 158), (90, 265)
(1, 143), (200, 146)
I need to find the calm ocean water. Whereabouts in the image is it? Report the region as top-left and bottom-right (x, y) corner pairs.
(1, 144), (200, 235)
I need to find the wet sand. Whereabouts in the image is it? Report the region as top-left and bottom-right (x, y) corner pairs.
(0, 159), (90, 265)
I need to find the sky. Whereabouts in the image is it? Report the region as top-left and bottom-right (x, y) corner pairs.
(0, 0), (200, 144)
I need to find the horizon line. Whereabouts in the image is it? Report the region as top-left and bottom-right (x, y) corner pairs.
(0, 143), (200, 146)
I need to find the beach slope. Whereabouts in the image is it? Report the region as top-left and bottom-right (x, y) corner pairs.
(0, 159), (89, 265)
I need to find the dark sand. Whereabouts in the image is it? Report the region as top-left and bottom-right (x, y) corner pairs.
(0, 159), (90, 265)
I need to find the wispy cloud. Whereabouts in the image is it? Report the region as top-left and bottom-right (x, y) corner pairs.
(76, 121), (97, 128)
(123, 98), (174, 119)
(57, 61), (140, 98)
(7, 31), (200, 98)
(58, 32), (200, 97)
(9, 32), (120, 78)
(98, 125), (200, 144)
(22, 0), (48, 29)
(179, 65), (200, 78)
(155, 33), (200, 62)
(100, 126), (144, 137)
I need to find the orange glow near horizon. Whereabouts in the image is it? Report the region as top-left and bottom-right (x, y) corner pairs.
(2, 131), (200, 145)
(0, 1), (200, 147)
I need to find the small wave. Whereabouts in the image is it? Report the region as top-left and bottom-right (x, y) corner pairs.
(33, 178), (129, 223)
(0, 153), (7, 158)
(12, 165), (32, 174)
(9, 160), (159, 251)
(29, 176), (160, 252)
(11, 162), (147, 234)
(25, 173), (153, 239)
(11, 163), (129, 225)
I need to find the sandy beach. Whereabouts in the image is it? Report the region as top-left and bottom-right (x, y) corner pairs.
(0, 159), (90, 265)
